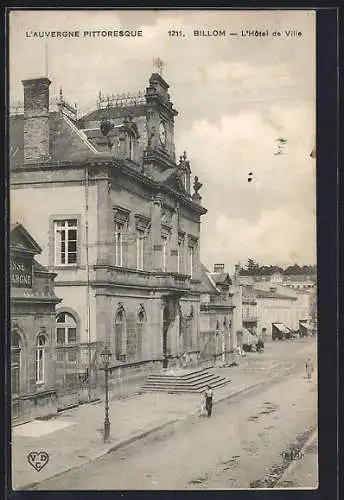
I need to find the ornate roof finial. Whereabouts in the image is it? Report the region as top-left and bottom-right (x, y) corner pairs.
(98, 90), (102, 101)
(153, 57), (165, 76)
(179, 155), (183, 164)
(183, 151), (187, 160)
(59, 86), (63, 102)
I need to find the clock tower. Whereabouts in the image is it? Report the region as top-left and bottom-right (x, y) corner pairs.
(144, 73), (178, 171)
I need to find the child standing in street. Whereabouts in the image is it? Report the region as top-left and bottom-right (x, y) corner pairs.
(305, 357), (314, 379)
(199, 391), (206, 417)
(205, 385), (213, 417)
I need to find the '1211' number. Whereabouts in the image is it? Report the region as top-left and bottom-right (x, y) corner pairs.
(168, 30), (185, 37)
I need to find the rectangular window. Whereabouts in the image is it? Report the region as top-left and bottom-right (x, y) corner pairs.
(57, 349), (65, 362)
(35, 348), (44, 384)
(56, 328), (65, 345)
(54, 219), (78, 266)
(188, 246), (194, 278)
(136, 229), (145, 270)
(67, 350), (77, 363)
(115, 222), (123, 267)
(67, 328), (77, 343)
(162, 236), (168, 272)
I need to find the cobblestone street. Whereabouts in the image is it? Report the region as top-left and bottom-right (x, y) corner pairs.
(14, 338), (317, 490)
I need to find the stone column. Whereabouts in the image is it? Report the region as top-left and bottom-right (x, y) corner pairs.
(126, 212), (137, 269)
(194, 236), (200, 280)
(151, 196), (162, 271)
(184, 236), (190, 276)
(170, 208), (179, 273)
(96, 175), (113, 266)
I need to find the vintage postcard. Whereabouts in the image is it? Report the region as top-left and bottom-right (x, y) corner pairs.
(9, 9), (318, 490)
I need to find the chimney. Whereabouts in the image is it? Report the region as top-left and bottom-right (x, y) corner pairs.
(214, 263), (225, 273)
(22, 77), (51, 162)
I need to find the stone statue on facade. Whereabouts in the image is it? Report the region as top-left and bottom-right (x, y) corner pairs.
(193, 176), (203, 195)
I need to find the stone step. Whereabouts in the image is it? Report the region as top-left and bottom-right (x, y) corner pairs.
(144, 371), (216, 385)
(143, 374), (223, 387)
(141, 369), (231, 394)
(142, 379), (231, 393)
(155, 368), (208, 380)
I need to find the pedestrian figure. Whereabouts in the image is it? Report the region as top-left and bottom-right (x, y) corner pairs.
(205, 385), (213, 417)
(199, 391), (207, 417)
(305, 358), (314, 379)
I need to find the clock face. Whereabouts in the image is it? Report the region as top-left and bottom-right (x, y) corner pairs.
(159, 121), (166, 145)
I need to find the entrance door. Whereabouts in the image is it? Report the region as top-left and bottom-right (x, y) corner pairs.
(56, 312), (80, 410)
(162, 306), (170, 368)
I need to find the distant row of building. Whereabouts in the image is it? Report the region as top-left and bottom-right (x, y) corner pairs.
(10, 72), (316, 424)
(199, 263), (316, 359)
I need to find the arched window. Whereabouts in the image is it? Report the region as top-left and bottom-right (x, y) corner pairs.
(216, 320), (220, 331)
(56, 312), (77, 345)
(35, 334), (46, 384)
(11, 331), (21, 396)
(136, 305), (147, 360)
(115, 305), (126, 361)
(223, 316), (228, 328)
(55, 311), (79, 391)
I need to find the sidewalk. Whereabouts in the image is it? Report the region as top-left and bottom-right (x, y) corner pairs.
(11, 345), (307, 490)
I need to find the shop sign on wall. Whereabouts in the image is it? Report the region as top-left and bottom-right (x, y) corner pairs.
(11, 258), (33, 288)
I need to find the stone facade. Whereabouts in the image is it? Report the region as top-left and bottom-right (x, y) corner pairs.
(10, 72), (207, 404)
(241, 285), (258, 336)
(199, 264), (235, 362)
(11, 224), (61, 424)
(255, 286), (298, 340)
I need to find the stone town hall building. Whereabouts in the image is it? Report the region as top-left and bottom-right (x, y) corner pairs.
(10, 72), (207, 406)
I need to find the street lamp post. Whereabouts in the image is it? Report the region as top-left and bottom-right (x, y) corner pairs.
(100, 345), (112, 443)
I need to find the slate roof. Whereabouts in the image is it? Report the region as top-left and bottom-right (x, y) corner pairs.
(10, 223), (42, 254)
(154, 168), (187, 193)
(10, 111), (101, 166)
(78, 104), (147, 124)
(210, 272), (232, 286)
(199, 264), (219, 295)
(9, 101), (206, 212)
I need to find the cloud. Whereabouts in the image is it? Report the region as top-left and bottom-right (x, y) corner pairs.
(202, 207), (316, 270)
(179, 103), (316, 268)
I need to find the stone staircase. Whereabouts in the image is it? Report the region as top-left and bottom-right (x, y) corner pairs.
(141, 367), (231, 394)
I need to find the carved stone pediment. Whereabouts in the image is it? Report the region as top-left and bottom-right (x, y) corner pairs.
(113, 206), (130, 224)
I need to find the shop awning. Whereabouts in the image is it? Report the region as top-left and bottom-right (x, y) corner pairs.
(272, 323), (291, 334)
(242, 328), (257, 345)
(299, 320), (312, 330)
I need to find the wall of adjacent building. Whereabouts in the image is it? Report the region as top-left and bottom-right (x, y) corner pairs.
(230, 284), (242, 349)
(256, 296), (296, 339)
(11, 180), (98, 272)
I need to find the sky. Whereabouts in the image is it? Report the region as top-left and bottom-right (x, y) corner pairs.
(9, 10), (316, 272)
